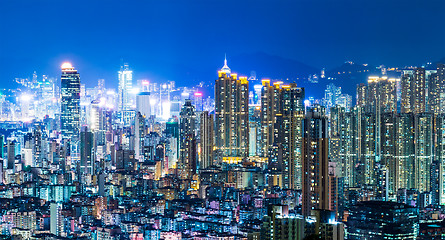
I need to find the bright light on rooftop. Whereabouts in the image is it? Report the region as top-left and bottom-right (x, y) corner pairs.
(61, 62), (73, 69)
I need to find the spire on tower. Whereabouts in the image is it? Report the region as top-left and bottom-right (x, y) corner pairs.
(221, 54), (231, 74)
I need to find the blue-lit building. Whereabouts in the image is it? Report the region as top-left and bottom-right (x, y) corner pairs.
(60, 62), (81, 142)
(347, 201), (419, 239)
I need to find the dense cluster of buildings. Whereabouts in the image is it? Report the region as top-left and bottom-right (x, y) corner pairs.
(0, 59), (444, 239)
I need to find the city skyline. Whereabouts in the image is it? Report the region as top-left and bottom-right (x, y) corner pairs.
(1, 1), (445, 239)
(1, 0), (444, 90)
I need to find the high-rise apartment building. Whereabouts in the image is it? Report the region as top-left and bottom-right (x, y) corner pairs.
(179, 100), (197, 179)
(437, 64), (445, 114)
(401, 68), (436, 114)
(436, 114), (445, 205)
(276, 83), (305, 190)
(302, 106), (330, 216)
(413, 68), (427, 114)
(199, 111), (214, 169)
(214, 58), (249, 162)
(366, 76), (398, 113)
(395, 113), (415, 191)
(261, 80), (305, 189)
(50, 202), (62, 236)
(414, 113), (433, 193)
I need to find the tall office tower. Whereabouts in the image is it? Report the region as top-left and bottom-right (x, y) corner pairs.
(199, 111), (214, 169)
(193, 92), (204, 112)
(414, 113), (433, 193)
(118, 63), (133, 125)
(80, 128), (94, 176)
(7, 141), (15, 170)
(214, 57), (249, 162)
(323, 83), (341, 113)
(179, 100), (197, 179)
(50, 202), (62, 236)
(136, 92), (151, 117)
(302, 105), (330, 216)
(90, 100), (106, 146)
(134, 112), (145, 161)
(395, 113), (415, 190)
(436, 114), (445, 205)
(118, 63), (133, 111)
(380, 112), (396, 197)
(276, 83), (305, 190)
(60, 62), (81, 142)
(166, 118), (180, 165)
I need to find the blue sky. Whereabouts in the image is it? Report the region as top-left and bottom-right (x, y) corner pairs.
(0, 0), (444, 89)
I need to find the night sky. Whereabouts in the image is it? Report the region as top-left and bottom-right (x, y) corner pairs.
(1, 0), (444, 89)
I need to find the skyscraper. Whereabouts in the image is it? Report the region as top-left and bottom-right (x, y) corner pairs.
(437, 64), (445, 114)
(90, 100), (106, 147)
(428, 68), (442, 115)
(329, 105), (344, 177)
(413, 68), (427, 114)
(436, 114), (445, 204)
(380, 112), (396, 197)
(179, 100), (197, 179)
(60, 62), (81, 142)
(414, 113), (433, 193)
(199, 111), (214, 169)
(80, 127), (94, 176)
(260, 80), (305, 189)
(276, 83), (305, 190)
(395, 113), (415, 191)
(118, 63), (133, 125)
(401, 70), (414, 113)
(401, 68), (436, 114)
(260, 79), (275, 158)
(136, 92), (151, 118)
(214, 57), (249, 162)
(7, 140), (15, 170)
(302, 105), (330, 216)
(323, 83), (341, 113)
